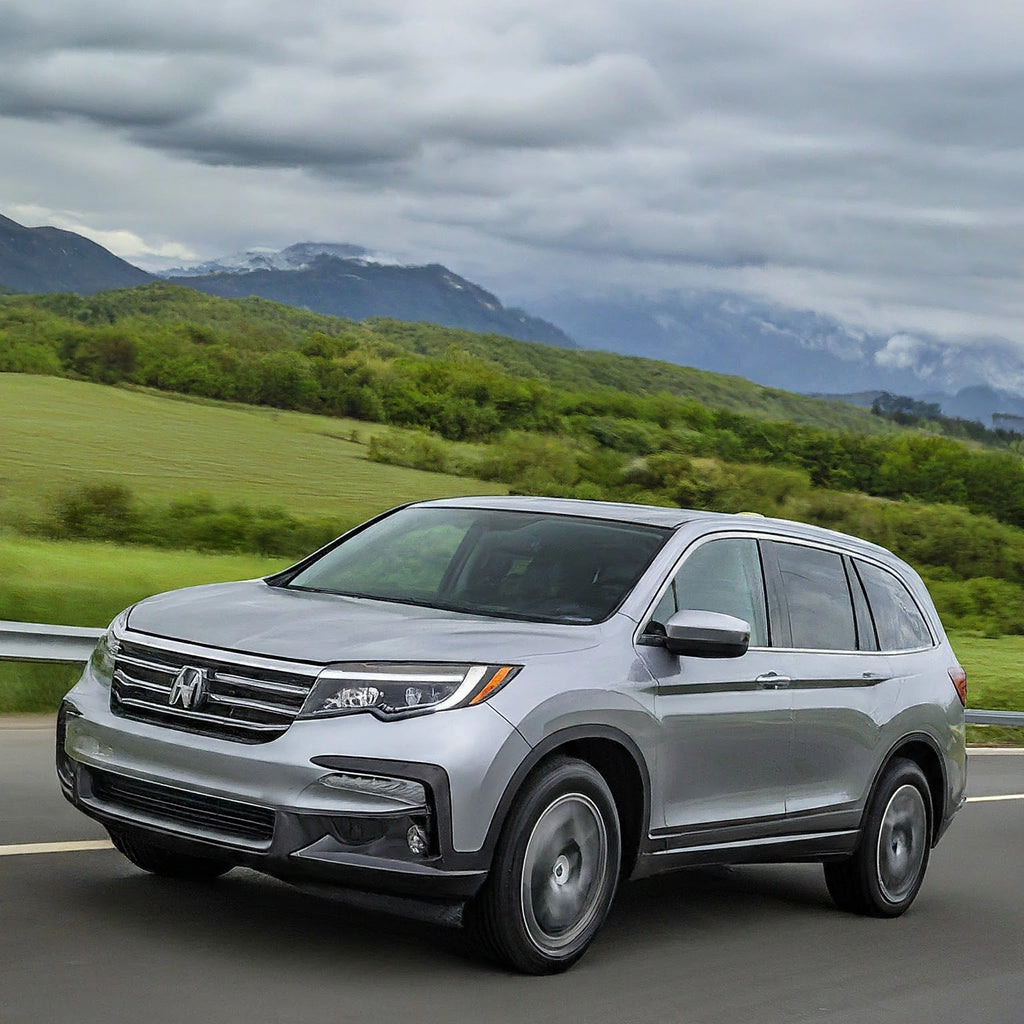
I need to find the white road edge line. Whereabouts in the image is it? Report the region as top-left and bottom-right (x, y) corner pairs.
(966, 793), (1024, 803)
(0, 840), (114, 857)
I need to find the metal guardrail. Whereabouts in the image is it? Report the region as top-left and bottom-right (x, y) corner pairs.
(0, 620), (104, 664)
(964, 709), (1024, 727)
(0, 619), (1022, 725)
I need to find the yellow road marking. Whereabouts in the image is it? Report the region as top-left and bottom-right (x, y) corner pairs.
(0, 840), (114, 857)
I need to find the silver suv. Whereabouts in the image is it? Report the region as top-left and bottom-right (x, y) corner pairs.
(58, 497), (967, 973)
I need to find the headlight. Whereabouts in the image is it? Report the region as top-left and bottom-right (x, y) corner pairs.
(299, 662), (520, 720)
(88, 608), (130, 688)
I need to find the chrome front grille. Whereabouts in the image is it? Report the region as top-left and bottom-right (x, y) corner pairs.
(110, 638), (319, 743)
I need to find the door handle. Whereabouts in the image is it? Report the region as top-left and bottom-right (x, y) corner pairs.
(756, 672), (791, 689)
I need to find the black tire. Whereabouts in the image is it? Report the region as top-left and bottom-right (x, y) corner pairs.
(110, 830), (232, 881)
(466, 756), (621, 975)
(824, 757), (932, 917)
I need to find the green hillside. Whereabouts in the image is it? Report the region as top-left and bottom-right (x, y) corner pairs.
(0, 374), (504, 529)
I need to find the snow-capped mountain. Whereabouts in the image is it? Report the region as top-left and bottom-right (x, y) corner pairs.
(163, 242), (389, 276)
(162, 244), (575, 347)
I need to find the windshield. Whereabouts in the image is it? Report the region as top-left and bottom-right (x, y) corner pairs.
(284, 506), (670, 624)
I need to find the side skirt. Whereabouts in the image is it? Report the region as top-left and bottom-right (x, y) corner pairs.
(631, 828), (858, 879)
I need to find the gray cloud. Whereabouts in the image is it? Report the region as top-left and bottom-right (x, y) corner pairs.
(2, 0), (1024, 383)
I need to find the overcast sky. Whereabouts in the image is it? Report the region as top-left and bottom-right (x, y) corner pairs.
(3, 0), (1024, 357)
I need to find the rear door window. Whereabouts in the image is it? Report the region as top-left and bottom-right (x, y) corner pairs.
(770, 542), (857, 651)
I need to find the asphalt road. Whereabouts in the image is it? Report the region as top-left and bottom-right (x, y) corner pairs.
(2, 717), (1022, 1024)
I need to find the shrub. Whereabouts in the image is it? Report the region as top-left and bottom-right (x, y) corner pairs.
(43, 484), (346, 557)
(0, 339), (63, 374)
(367, 431), (453, 473)
(50, 483), (141, 542)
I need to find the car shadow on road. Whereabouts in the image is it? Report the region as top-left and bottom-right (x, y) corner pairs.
(605, 862), (833, 937)
(54, 857), (835, 975)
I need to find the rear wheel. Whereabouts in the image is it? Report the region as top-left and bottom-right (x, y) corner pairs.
(466, 756), (621, 974)
(110, 830), (232, 881)
(824, 757), (932, 917)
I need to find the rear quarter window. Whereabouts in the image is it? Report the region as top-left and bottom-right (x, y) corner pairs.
(854, 560), (934, 651)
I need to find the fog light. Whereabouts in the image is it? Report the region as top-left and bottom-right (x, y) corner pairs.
(329, 817), (388, 847)
(407, 824), (429, 856)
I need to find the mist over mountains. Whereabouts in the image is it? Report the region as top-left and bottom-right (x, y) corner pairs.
(3, 211), (1024, 423)
(529, 289), (1024, 417)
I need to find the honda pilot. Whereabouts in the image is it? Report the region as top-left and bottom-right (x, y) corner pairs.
(58, 497), (967, 973)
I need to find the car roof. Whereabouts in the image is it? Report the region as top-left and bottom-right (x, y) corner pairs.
(412, 495), (907, 566)
(412, 495), (709, 528)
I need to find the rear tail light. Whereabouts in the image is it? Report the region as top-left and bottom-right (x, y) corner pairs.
(948, 665), (967, 707)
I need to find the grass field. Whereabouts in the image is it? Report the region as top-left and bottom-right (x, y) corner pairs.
(0, 536), (287, 713)
(949, 631), (1024, 745)
(0, 535), (285, 627)
(0, 374), (505, 527)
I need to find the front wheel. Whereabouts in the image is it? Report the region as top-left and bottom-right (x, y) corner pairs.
(824, 757), (932, 917)
(466, 756), (621, 974)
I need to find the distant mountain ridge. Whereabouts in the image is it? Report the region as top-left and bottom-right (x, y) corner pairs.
(0, 215), (572, 348)
(0, 213), (151, 294)
(166, 247), (574, 347)
(5, 210), (1024, 420)
(530, 290), (1024, 416)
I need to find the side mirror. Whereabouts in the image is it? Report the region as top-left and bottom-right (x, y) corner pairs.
(663, 610), (750, 659)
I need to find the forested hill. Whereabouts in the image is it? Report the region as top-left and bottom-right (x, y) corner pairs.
(4, 282), (1024, 527)
(0, 283), (886, 433)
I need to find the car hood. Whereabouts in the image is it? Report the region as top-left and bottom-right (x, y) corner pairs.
(125, 580), (604, 664)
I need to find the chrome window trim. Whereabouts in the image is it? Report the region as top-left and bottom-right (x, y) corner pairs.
(761, 645), (921, 657)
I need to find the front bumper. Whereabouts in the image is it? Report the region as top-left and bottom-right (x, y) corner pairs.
(57, 684), (531, 903)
